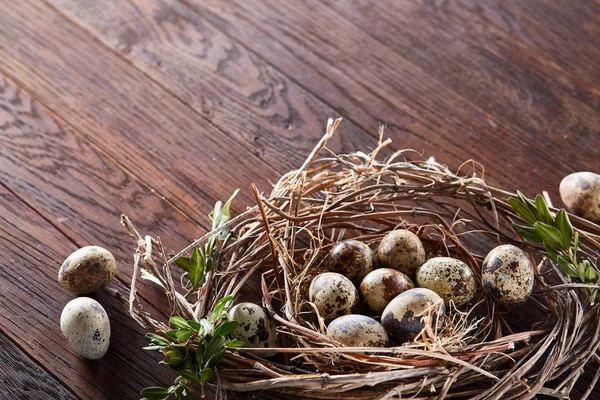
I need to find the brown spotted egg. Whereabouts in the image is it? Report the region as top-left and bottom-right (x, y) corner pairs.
(377, 230), (426, 277)
(416, 257), (476, 307)
(309, 272), (359, 321)
(560, 172), (600, 223)
(360, 268), (414, 314)
(58, 246), (116, 294)
(228, 302), (278, 357)
(329, 239), (374, 282)
(381, 288), (445, 343)
(482, 245), (534, 304)
(327, 315), (389, 347)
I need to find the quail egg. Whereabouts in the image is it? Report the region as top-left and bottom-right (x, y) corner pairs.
(327, 315), (389, 347)
(329, 239), (374, 282)
(560, 172), (600, 223)
(309, 272), (359, 321)
(482, 244), (534, 304)
(60, 297), (111, 360)
(377, 230), (426, 277)
(58, 246), (116, 294)
(228, 302), (278, 357)
(360, 268), (414, 314)
(381, 288), (445, 343)
(416, 257), (477, 307)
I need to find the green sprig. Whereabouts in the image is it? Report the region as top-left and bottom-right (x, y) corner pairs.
(509, 191), (599, 304)
(140, 295), (244, 400)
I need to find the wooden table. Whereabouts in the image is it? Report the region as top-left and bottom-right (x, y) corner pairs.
(0, 1), (598, 398)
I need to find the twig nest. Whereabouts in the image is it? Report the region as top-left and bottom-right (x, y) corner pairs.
(359, 268), (414, 313)
(381, 288), (445, 343)
(329, 239), (374, 282)
(482, 245), (534, 304)
(559, 172), (600, 223)
(327, 315), (389, 347)
(58, 246), (116, 294)
(228, 302), (278, 357)
(377, 230), (426, 277)
(60, 297), (110, 360)
(415, 257), (477, 307)
(309, 272), (359, 321)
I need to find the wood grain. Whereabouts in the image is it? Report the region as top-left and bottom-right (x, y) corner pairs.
(0, 184), (181, 399)
(0, 0), (277, 222)
(458, 0), (600, 88)
(47, 0), (375, 172)
(187, 0), (599, 199)
(0, 333), (75, 400)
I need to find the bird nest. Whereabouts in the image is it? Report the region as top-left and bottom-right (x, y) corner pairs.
(123, 119), (600, 399)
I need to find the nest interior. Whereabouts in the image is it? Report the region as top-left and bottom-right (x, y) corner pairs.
(125, 119), (600, 400)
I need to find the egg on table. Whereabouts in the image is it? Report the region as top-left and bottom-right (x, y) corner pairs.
(416, 257), (477, 307)
(329, 239), (374, 282)
(381, 288), (445, 343)
(228, 302), (278, 357)
(58, 246), (116, 294)
(482, 244), (534, 304)
(377, 230), (426, 277)
(360, 268), (414, 314)
(327, 314), (389, 347)
(309, 272), (359, 321)
(60, 297), (110, 360)
(559, 172), (600, 223)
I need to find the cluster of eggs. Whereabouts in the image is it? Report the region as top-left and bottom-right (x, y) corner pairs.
(309, 230), (535, 346)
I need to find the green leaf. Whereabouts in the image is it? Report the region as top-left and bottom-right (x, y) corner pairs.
(573, 231), (579, 260)
(546, 246), (559, 262)
(213, 321), (239, 338)
(174, 256), (191, 272)
(578, 262), (587, 282)
(535, 194), (554, 225)
(165, 330), (179, 339)
(508, 198), (537, 225)
(512, 224), (544, 243)
(196, 340), (205, 367)
(213, 295), (234, 318)
(189, 248), (205, 288)
(224, 340), (246, 348)
(140, 387), (170, 400)
(517, 191), (539, 219)
(205, 336), (225, 360)
(187, 321), (201, 332)
(170, 316), (192, 330)
(585, 265), (597, 282)
(533, 221), (565, 251)
(555, 209), (573, 249)
(222, 189), (239, 219)
(162, 349), (185, 366)
(199, 368), (213, 385)
(146, 333), (171, 346)
(557, 255), (578, 278)
(175, 329), (193, 341)
(206, 349), (225, 369)
(178, 369), (199, 382)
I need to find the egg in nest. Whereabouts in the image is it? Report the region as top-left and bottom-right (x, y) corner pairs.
(329, 239), (374, 282)
(559, 172), (600, 223)
(309, 272), (359, 321)
(327, 315), (389, 347)
(228, 302), (278, 357)
(482, 244), (534, 304)
(377, 230), (426, 277)
(416, 257), (476, 307)
(360, 268), (414, 314)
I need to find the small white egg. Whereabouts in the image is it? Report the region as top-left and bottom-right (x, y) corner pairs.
(60, 297), (110, 360)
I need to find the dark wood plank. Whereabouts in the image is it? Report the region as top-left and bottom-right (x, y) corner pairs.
(47, 0), (374, 171)
(0, 73), (205, 313)
(186, 0), (599, 200)
(458, 0), (600, 88)
(0, 0), (278, 223)
(0, 333), (76, 400)
(0, 184), (180, 399)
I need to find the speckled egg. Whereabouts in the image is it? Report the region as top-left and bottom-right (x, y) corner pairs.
(416, 257), (477, 307)
(482, 245), (534, 304)
(309, 272), (359, 321)
(329, 239), (374, 282)
(58, 246), (116, 294)
(377, 230), (426, 277)
(560, 172), (600, 223)
(327, 315), (389, 347)
(228, 302), (278, 357)
(381, 288), (445, 343)
(360, 268), (415, 314)
(60, 297), (110, 360)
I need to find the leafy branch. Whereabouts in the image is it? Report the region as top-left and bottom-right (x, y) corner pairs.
(173, 189), (239, 296)
(140, 295), (244, 400)
(509, 191), (599, 304)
